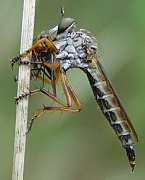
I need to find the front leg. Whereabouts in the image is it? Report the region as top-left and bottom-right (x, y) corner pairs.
(10, 38), (58, 68)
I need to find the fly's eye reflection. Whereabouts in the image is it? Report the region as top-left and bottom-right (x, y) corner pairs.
(57, 17), (76, 34)
(10, 7), (138, 172)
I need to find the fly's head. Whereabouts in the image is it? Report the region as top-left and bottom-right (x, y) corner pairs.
(57, 17), (76, 35)
(56, 7), (76, 39)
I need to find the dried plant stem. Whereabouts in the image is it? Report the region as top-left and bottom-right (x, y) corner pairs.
(12, 0), (36, 180)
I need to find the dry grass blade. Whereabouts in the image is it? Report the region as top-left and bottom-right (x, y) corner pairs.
(12, 0), (36, 180)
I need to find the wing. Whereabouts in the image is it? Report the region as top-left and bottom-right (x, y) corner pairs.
(95, 56), (138, 142)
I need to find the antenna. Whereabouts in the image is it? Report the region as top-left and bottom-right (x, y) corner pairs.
(61, 6), (65, 18)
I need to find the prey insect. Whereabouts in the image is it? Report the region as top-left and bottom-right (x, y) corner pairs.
(10, 8), (138, 172)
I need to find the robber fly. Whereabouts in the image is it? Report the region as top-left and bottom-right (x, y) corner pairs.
(10, 7), (138, 172)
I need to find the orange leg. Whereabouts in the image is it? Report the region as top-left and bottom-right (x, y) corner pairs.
(14, 71), (82, 133)
(60, 72), (81, 109)
(10, 38), (58, 68)
(26, 72), (82, 132)
(27, 106), (81, 133)
(30, 62), (60, 96)
(11, 37), (60, 96)
(30, 60), (60, 69)
(35, 75), (52, 85)
(31, 60), (60, 83)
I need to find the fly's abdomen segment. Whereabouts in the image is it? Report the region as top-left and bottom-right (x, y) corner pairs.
(86, 67), (135, 171)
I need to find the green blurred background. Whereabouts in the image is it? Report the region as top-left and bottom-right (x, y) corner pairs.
(0, 0), (145, 179)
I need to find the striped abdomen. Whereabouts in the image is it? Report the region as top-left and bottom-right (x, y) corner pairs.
(85, 66), (135, 171)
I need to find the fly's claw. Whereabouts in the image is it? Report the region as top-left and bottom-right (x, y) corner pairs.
(26, 115), (37, 133)
(125, 146), (135, 172)
(26, 106), (45, 133)
(10, 55), (31, 69)
(14, 91), (30, 104)
(14, 76), (18, 83)
(10, 58), (19, 69)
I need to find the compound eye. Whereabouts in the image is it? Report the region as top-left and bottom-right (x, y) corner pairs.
(57, 18), (76, 34)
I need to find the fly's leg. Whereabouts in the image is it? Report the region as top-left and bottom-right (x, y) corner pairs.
(26, 72), (82, 132)
(27, 105), (80, 133)
(31, 60), (60, 83)
(10, 38), (58, 68)
(15, 62), (60, 104)
(15, 86), (68, 106)
(14, 71), (82, 132)
(14, 58), (60, 104)
(31, 60), (60, 96)
(14, 60), (60, 102)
